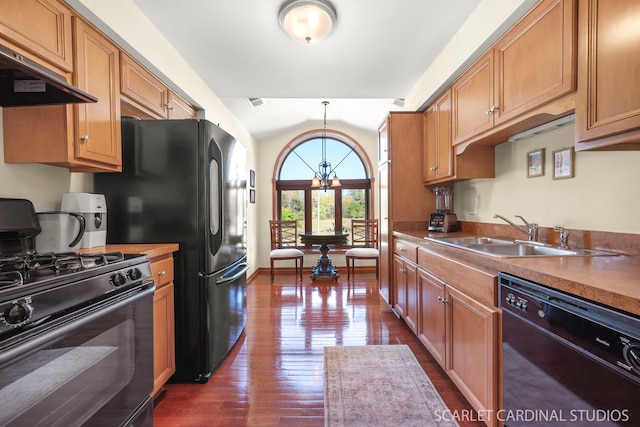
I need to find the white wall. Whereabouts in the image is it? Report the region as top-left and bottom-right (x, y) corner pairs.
(454, 123), (640, 234)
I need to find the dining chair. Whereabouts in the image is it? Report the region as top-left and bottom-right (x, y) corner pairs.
(344, 219), (379, 281)
(269, 220), (304, 282)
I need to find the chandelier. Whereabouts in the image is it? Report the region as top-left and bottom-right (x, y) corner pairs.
(311, 101), (341, 191)
(278, 0), (337, 45)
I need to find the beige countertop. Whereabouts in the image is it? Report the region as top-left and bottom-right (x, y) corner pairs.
(394, 230), (640, 317)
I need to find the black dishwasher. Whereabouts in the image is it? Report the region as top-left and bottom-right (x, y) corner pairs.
(498, 273), (639, 427)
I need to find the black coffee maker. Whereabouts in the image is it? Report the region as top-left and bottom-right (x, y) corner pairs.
(428, 187), (458, 232)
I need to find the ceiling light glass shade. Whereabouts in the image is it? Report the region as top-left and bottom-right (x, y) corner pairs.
(278, 0), (337, 45)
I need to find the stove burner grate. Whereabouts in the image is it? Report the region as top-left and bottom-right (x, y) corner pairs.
(0, 252), (126, 290)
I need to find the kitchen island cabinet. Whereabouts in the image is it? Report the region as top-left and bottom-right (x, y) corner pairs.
(575, 0), (640, 150)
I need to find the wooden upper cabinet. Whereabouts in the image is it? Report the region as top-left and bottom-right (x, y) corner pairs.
(575, 0), (640, 149)
(3, 16), (122, 172)
(452, 51), (494, 145)
(493, 0), (576, 126)
(120, 52), (167, 118)
(0, 0), (73, 72)
(167, 90), (197, 119)
(73, 18), (121, 170)
(120, 52), (197, 120)
(423, 89), (454, 183)
(452, 0), (576, 148)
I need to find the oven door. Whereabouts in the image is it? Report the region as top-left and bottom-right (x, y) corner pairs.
(0, 283), (154, 427)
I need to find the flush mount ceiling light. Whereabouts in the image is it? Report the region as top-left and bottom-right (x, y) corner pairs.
(278, 0), (337, 45)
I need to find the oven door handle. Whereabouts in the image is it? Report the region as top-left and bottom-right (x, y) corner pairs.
(0, 285), (154, 366)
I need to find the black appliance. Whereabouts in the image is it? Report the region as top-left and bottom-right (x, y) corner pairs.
(499, 273), (639, 427)
(0, 198), (154, 427)
(95, 117), (249, 383)
(0, 43), (97, 106)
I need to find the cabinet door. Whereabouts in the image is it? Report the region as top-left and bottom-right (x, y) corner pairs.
(0, 0), (73, 72)
(378, 161), (391, 305)
(423, 89), (453, 183)
(153, 281), (176, 397)
(417, 269), (446, 368)
(575, 0), (640, 148)
(120, 52), (167, 119)
(167, 90), (197, 119)
(404, 261), (418, 333)
(393, 255), (406, 318)
(494, 0), (576, 126)
(73, 18), (122, 170)
(452, 51), (494, 145)
(446, 285), (499, 426)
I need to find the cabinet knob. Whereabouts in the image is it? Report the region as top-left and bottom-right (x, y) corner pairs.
(158, 271), (166, 276)
(80, 135), (91, 143)
(438, 296), (448, 304)
(485, 105), (499, 115)
(165, 103), (175, 111)
(430, 166), (437, 171)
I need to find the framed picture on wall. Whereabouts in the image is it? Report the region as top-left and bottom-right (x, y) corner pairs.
(249, 169), (255, 188)
(527, 148), (545, 178)
(249, 189), (255, 204)
(552, 147), (574, 180)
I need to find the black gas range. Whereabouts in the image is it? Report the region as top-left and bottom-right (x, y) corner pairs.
(0, 250), (152, 342)
(0, 198), (154, 427)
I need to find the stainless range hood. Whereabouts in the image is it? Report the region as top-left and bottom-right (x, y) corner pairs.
(0, 43), (97, 107)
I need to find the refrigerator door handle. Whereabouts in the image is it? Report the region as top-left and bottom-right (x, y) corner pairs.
(198, 262), (250, 284)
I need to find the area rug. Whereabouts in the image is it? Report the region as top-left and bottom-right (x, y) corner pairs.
(324, 345), (460, 427)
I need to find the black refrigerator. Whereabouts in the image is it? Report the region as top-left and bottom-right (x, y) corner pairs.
(95, 117), (248, 383)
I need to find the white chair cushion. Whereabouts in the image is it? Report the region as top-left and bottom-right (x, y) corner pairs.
(344, 248), (379, 258)
(270, 248), (304, 259)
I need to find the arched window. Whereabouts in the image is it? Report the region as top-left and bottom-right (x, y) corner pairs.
(274, 131), (373, 247)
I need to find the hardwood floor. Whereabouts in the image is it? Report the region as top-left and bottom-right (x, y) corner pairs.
(153, 271), (485, 426)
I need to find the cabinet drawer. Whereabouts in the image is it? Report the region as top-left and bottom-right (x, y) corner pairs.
(151, 256), (174, 288)
(417, 248), (496, 306)
(394, 240), (417, 264)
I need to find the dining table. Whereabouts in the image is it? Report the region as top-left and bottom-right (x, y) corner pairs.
(299, 232), (348, 281)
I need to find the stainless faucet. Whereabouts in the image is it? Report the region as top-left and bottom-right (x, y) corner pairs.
(494, 214), (539, 241)
(554, 226), (569, 248)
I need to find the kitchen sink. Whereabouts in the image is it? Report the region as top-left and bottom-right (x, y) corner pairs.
(425, 236), (617, 257)
(428, 236), (516, 246)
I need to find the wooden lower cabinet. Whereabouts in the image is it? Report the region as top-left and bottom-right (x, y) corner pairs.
(150, 253), (176, 398)
(417, 268), (446, 368)
(393, 255), (418, 333)
(393, 255), (407, 318)
(393, 239), (419, 333)
(414, 248), (499, 427)
(446, 285), (499, 427)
